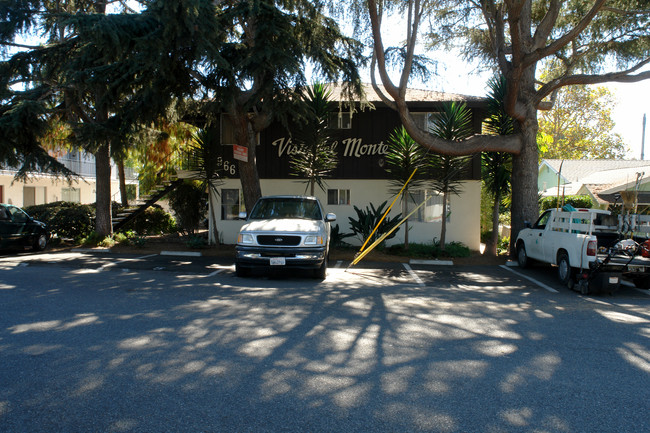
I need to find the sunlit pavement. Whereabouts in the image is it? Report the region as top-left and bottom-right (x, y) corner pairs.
(0, 251), (649, 432)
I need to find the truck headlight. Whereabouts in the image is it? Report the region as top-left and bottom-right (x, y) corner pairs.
(304, 235), (323, 245)
(238, 233), (254, 244)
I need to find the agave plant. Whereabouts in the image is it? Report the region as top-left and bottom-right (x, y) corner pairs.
(348, 201), (402, 246)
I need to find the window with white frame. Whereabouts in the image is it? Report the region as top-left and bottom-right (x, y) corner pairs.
(328, 111), (352, 129)
(221, 188), (245, 220)
(220, 114), (260, 145)
(61, 187), (80, 203)
(327, 189), (350, 205)
(407, 190), (448, 223)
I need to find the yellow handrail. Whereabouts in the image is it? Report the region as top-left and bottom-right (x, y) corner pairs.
(357, 168), (418, 254)
(349, 193), (431, 268)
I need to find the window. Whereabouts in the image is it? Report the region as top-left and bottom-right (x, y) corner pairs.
(221, 188), (245, 220)
(327, 189), (350, 205)
(23, 186), (46, 206)
(411, 112), (438, 134)
(61, 187), (81, 203)
(221, 114), (260, 145)
(407, 190), (446, 223)
(328, 111), (352, 129)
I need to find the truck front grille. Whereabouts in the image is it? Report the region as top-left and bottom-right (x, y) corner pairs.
(257, 235), (301, 246)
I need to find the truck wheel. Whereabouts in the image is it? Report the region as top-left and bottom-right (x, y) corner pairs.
(314, 258), (327, 280)
(632, 276), (650, 289)
(517, 243), (529, 268)
(557, 252), (573, 285)
(235, 263), (249, 278)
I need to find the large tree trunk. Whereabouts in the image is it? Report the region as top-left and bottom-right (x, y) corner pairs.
(207, 184), (220, 246)
(117, 159), (128, 207)
(439, 190), (448, 251)
(507, 62), (541, 256)
(236, 117), (262, 212)
(487, 190), (502, 257)
(509, 116), (540, 256)
(95, 142), (113, 237)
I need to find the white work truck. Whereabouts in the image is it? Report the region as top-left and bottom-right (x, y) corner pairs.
(515, 208), (650, 294)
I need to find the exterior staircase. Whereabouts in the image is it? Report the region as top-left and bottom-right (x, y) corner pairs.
(112, 178), (183, 232)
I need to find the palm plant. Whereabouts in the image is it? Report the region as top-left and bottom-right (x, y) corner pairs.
(385, 126), (428, 249)
(482, 75), (514, 256)
(183, 128), (224, 244)
(428, 102), (473, 251)
(289, 84), (338, 195)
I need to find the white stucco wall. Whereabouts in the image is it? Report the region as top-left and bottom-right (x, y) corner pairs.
(0, 172), (136, 207)
(210, 178), (482, 251)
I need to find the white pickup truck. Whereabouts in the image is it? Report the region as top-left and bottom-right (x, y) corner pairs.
(515, 208), (650, 294)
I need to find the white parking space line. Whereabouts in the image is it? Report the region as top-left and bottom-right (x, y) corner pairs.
(98, 253), (159, 271)
(402, 263), (425, 287)
(499, 265), (559, 293)
(207, 269), (225, 277)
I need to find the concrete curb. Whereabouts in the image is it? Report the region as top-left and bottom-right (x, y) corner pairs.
(160, 251), (203, 257)
(409, 259), (454, 266)
(72, 248), (112, 253)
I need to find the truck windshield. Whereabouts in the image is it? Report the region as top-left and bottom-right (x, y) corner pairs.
(533, 211), (551, 229)
(249, 198), (322, 220)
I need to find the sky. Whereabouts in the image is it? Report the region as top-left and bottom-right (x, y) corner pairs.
(428, 59), (650, 161)
(370, 9), (650, 162)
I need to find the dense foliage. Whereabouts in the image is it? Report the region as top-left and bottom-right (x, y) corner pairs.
(168, 180), (207, 235)
(540, 195), (595, 211)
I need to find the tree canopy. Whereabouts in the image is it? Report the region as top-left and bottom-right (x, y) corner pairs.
(362, 0), (650, 251)
(537, 83), (628, 160)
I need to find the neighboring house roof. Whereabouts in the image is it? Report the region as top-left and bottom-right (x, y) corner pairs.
(541, 159), (650, 184)
(326, 83), (486, 107)
(539, 159), (650, 204)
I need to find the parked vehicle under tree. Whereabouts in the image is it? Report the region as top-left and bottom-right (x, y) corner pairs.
(235, 196), (335, 280)
(0, 204), (49, 252)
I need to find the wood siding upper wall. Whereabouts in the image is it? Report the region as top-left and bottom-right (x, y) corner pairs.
(216, 104), (486, 181)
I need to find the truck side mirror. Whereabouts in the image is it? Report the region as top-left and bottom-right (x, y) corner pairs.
(325, 213), (336, 222)
(524, 221), (532, 229)
(238, 211), (247, 220)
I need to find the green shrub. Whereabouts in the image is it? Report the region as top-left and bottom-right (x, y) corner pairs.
(386, 241), (470, 258)
(120, 205), (176, 235)
(186, 235), (207, 249)
(444, 241), (471, 258)
(348, 201), (402, 246)
(168, 180), (207, 235)
(113, 232), (128, 244)
(331, 224), (354, 248)
(497, 236), (510, 256)
(82, 231), (105, 247)
(540, 195), (594, 211)
(25, 202), (95, 240)
(49, 204), (95, 240)
(131, 236), (147, 248)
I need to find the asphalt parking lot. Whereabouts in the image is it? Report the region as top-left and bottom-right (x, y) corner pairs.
(1, 250), (649, 432)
